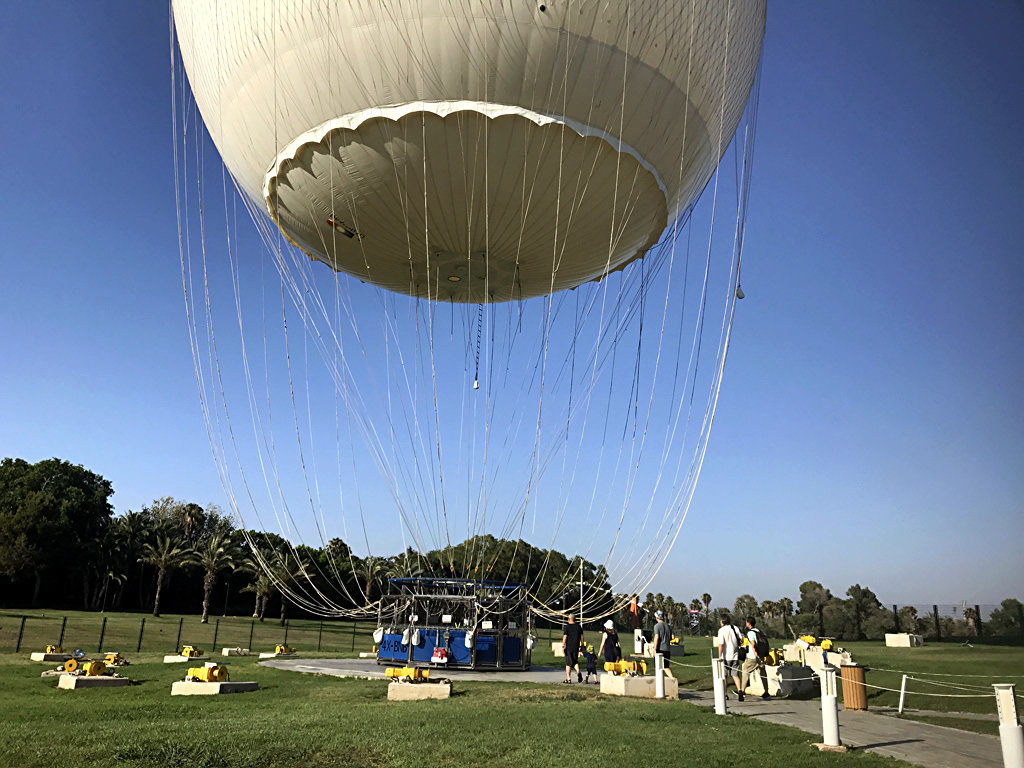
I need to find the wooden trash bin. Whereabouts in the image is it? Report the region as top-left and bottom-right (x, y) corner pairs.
(840, 664), (868, 710)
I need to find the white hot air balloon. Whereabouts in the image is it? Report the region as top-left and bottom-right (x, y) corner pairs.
(171, 1), (765, 621)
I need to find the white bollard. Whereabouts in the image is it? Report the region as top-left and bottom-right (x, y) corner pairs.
(713, 657), (728, 715)
(634, 628), (644, 656)
(898, 674), (909, 714)
(655, 653), (665, 699)
(820, 665), (841, 748)
(994, 684), (1024, 768)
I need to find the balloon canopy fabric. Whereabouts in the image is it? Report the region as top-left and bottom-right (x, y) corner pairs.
(172, 0), (765, 302)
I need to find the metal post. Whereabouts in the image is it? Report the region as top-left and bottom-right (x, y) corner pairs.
(318, 621), (323, 651)
(212, 618), (220, 650)
(223, 583), (230, 617)
(248, 619), (255, 650)
(994, 685), (1024, 768)
(893, 604), (900, 633)
(975, 604), (983, 637)
(15, 616), (26, 653)
(820, 665), (841, 747)
(136, 618), (146, 653)
(284, 619), (289, 645)
(655, 652), (665, 699)
(97, 617), (107, 653)
(58, 616), (67, 648)
(351, 621), (357, 651)
(713, 656), (728, 715)
(175, 617), (183, 652)
(898, 674), (909, 714)
(933, 605), (942, 642)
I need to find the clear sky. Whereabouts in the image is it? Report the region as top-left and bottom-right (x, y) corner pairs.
(1, 2), (1021, 609)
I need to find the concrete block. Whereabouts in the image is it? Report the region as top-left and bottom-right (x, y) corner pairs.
(358, 652), (376, 658)
(221, 647), (250, 657)
(387, 681), (452, 700)
(30, 653), (71, 662)
(599, 673), (678, 699)
(164, 655), (210, 663)
(885, 633), (924, 647)
(744, 665), (815, 697)
(258, 651), (296, 659)
(58, 674), (130, 689)
(171, 681), (259, 696)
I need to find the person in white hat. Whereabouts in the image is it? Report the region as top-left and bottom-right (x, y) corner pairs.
(598, 619), (622, 666)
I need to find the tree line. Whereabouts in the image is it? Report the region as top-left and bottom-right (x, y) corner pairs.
(626, 581), (1023, 643)
(0, 457), (613, 623)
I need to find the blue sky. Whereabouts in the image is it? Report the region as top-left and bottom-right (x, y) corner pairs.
(1, 2), (1021, 608)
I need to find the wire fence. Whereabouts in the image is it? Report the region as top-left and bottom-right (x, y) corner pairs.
(0, 612), (379, 656)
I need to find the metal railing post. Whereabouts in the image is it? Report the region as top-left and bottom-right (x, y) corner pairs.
(994, 684), (1024, 768)
(175, 617), (183, 652)
(58, 616), (67, 648)
(137, 618), (146, 653)
(97, 617), (107, 653)
(15, 616), (26, 653)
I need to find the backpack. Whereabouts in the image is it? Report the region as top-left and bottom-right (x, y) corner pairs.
(731, 626), (746, 660)
(751, 627), (770, 658)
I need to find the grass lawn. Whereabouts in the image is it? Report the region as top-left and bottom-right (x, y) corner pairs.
(0, 652), (918, 768)
(895, 714), (998, 737)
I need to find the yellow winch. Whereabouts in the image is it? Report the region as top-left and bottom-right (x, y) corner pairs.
(104, 652), (127, 666)
(63, 658), (80, 673)
(186, 664), (230, 683)
(604, 659), (647, 676)
(799, 635), (817, 646)
(820, 638), (834, 651)
(275, 644), (295, 655)
(181, 646), (204, 658)
(385, 666), (429, 682)
(83, 660), (106, 676)
(45, 645), (63, 654)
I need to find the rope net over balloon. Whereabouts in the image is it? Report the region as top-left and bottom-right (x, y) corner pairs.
(170, 0), (765, 621)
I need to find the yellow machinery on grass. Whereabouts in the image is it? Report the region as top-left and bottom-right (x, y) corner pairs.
(103, 652), (128, 666)
(604, 659), (647, 676)
(45, 645), (63, 654)
(181, 646), (204, 658)
(186, 663), (230, 683)
(275, 644), (295, 655)
(63, 658), (107, 676)
(385, 666), (429, 682)
(799, 635), (817, 646)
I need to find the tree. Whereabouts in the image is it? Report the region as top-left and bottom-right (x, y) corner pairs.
(778, 597), (795, 638)
(988, 599), (1024, 639)
(139, 535), (192, 617)
(798, 581), (831, 637)
(701, 593), (712, 615)
(733, 594), (759, 622)
(270, 550), (309, 626)
(0, 457), (114, 605)
(190, 532), (241, 623)
(846, 584), (882, 640)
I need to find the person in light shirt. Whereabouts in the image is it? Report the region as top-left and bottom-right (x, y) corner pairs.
(716, 614), (745, 701)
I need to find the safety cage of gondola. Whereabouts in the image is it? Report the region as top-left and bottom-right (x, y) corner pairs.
(374, 578), (534, 671)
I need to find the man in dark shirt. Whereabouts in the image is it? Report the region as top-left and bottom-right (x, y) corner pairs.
(652, 610), (674, 677)
(561, 614), (583, 683)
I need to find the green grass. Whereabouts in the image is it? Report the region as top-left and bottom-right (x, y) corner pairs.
(0, 653), (914, 768)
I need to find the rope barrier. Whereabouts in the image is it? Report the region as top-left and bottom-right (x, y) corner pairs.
(867, 666), (1024, 679)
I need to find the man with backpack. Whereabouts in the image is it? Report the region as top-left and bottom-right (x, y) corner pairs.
(716, 614), (745, 701)
(741, 616), (771, 700)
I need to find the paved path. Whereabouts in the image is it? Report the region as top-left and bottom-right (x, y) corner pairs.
(261, 657), (566, 684)
(681, 689), (1002, 768)
(264, 659), (1003, 768)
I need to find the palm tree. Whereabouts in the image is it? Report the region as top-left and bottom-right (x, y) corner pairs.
(701, 593), (712, 615)
(190, 533), (241, 623)
(242, 569), (274, 621)
(359, 556), (389, 602)
(272, 551), (309, 626)
(139, 535), (192, 617)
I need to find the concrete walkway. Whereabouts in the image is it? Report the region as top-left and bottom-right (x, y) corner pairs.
(681, 689), (1002, 768)
(263, 659), (1003, 768)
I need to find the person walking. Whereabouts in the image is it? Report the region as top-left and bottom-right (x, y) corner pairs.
(561, 614), (583, 683)
(651, 610), (674, 677)
(598, 619), (622, 666)
(716, 614), (745, 701)
(741, 616), (771, 700)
